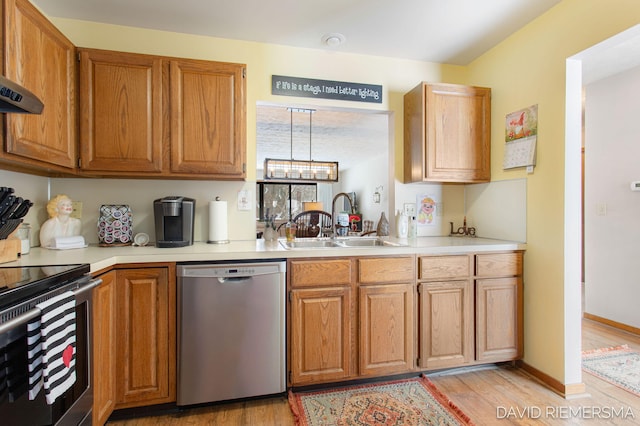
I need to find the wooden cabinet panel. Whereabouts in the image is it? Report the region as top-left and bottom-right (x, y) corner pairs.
(290, 287), (353, 385)
(476, 252), (523, 277)
(169, 59), (246, 178)
(359, 283), (414, 376)
(404, 82), (490, 183)
(290, 258), (353, 287)
(115, 267), (175, 408)
(358, 256), (414, 284)
(2, 0), (77, 172)
(418, 280), (474, 369)
(93, 271), (116, 426)
(419, 255), (471, 280)
(476, 277), (523, 362)
(79, 49), (164, 173)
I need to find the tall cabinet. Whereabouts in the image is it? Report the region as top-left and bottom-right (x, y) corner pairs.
(0, 0), (77, 174)
(404, 82), (491, 183)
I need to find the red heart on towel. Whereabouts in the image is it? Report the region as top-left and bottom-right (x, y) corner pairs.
(62, 345), (74, 368)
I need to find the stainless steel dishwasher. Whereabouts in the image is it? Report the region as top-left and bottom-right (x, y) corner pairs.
(177, 261), (286, 406)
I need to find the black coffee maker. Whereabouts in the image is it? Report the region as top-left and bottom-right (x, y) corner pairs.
(153, 196), (195, 247)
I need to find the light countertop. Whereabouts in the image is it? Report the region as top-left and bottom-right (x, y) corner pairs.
(5, 237), (526, 274)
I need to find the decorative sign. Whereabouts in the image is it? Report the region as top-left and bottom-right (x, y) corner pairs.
(272, 75), (382, 104)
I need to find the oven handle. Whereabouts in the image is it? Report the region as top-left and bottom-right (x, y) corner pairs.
(0, 277), (102, 335)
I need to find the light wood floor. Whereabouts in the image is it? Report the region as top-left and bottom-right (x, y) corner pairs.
(108, 318), (640, 425)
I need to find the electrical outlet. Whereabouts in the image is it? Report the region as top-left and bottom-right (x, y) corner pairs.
(71, 201), (83, 219)
(403, 203), (416, 217)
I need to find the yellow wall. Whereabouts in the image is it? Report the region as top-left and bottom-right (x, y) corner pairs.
(467, 0), (640, 382)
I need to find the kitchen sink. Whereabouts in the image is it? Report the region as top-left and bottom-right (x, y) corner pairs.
(279, 237), (406, 250)
(279, 239), (342, 249)
(337, 237), (403, 247)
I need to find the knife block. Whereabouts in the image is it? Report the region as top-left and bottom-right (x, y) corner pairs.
(0, 238), (21, 264)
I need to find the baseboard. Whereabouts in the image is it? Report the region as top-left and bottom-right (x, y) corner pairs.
(515, 360), (586, 399)
(583, 313), (640, 335)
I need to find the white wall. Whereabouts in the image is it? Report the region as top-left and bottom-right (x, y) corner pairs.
(584, 65), (640, 328)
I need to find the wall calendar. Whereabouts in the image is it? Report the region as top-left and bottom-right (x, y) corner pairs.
(503, 104), (538, 170)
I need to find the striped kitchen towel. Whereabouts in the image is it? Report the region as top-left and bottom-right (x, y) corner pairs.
(27, 291), (76, 404)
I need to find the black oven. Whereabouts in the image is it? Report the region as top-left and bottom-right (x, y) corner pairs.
(0, 264), (100, 426)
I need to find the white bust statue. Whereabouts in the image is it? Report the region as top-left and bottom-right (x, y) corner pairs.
(39, 194), (82, 248)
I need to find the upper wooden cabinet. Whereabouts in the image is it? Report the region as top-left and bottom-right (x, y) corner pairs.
(79, 49), (165, 173)
(0, 0), (77, 174)
(169, 59), (245, 177)
(404, 82), (491, 183)
(78, 48), (246, 179)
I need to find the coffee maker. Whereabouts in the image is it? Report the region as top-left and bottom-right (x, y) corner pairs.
(153, 196), (195, 247)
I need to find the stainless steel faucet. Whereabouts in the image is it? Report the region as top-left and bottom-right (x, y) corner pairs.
(331, 192), (354, 238)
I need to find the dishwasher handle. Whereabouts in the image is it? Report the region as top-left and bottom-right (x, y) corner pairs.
(217, 276), (252, 284)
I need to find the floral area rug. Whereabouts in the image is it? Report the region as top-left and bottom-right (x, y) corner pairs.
(582, 344), (640, 396)
(288, 375), (474, 425)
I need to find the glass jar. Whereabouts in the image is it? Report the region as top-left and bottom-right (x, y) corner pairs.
(16, 223), (31, 254)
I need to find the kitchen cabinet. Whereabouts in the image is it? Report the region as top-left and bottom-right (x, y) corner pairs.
(114, 264), (176, 408)
(289, 258), (354, 385)
(358, 257), (415, 377)
(417, 255), (474, 369)
(78, 48), (246, 179)
(78, 49), (165, 174)
(0, 0), (77, 174)
(288, 255), (415, 386)
(93, 270), (117, 426)
(475, 252), (523, 362)
(417, 252), (523, 370)
(169, 59), (246, 177)
(404, 82), (491, 183)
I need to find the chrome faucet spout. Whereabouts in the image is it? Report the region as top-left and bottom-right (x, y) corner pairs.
(331, 192), (354, 239)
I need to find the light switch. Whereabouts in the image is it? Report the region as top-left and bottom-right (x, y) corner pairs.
(596, 203), (607, 216)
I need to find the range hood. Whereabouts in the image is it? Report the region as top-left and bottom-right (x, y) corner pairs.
(0, 75), (43, 114)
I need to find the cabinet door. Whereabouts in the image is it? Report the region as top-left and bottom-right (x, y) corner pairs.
(79, 49), (164, 173)
(419, 280), (474, 369)
(290, 287), (352, 385)
(425, 83), (490, 182)
(359, 283), (414, 376)
(115, 267), (175, 407)
(93, 271), (116, 426)
(476, 277), (523, 362)
(2, 0), (77, 170)
(169, 59), (246, 178)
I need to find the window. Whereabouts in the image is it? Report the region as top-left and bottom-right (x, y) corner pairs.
(257, 182), (317, 223)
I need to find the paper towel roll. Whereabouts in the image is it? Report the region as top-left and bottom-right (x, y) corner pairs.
(208, 199), (229, 244)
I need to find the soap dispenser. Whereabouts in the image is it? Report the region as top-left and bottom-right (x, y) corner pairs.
(396, 210), (408, 238)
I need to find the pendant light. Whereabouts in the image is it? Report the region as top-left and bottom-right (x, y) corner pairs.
(264, 108), (339, 182)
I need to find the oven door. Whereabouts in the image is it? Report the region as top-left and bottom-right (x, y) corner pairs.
(0, 278), (101, 426)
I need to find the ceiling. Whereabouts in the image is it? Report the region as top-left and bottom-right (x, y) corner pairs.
(32, 0), (561, 65)
(31, 0), (565, 173)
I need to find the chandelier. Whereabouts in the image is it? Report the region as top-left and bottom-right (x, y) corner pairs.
(264, 108), (339, 182)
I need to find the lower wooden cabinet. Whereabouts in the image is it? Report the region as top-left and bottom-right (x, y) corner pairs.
(359, 283), (414, 376)
(288, 256), (416, 386)
(418, 280), (474, 369)
(476, 277), (523, 361)
(418, 252), (524, 370)
(115, 265), (176, 408)
(93, 263), (176, 419)
(92, 270), (117, 426)
(290, 286), (353, 384)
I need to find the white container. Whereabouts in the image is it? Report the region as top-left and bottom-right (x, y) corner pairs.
(396, 211), (408, 238)
(16, 223), (30, 254)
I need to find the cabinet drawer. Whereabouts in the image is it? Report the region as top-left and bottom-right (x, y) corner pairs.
(358, 257), (414, 284)
(475, 252), (523, 277)
(419, 255), (470, 280)
(290, 259), (353, 287)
